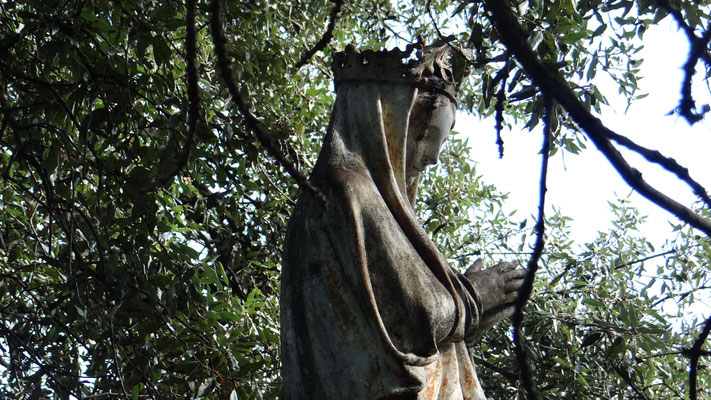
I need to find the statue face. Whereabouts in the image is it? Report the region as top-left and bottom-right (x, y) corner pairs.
(406, 97), (455, 185)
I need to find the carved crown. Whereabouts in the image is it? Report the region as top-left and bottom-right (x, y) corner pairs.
(332, 41), (465, 105)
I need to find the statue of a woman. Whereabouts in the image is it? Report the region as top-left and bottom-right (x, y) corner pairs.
(281, 43), (526, 399)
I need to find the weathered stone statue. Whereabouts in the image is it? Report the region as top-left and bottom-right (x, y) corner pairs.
(281, 43), (526, 399)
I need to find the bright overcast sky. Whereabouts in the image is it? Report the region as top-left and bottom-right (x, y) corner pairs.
(461, 20), (711, 248)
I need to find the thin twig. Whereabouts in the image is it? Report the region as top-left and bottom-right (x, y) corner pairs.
(605, 132), (711, 208)
(426, 0), (454, 46)
(512, 96), (551, 400)
(661, 380), (687, 400)
(482, 0), (711, 237)
(609, 360), (652, 400)
(82, 393), (121, 399)
(209, 0), (326, 207)
(494, 61), (512, 158)
(109, 324), (130, 397)
(471, 354), (519, 382)
(295, 0), (344, 69)
(425, 0), (478, 77)
(613, 248), (677, 270)
(653, 285), (711, 307)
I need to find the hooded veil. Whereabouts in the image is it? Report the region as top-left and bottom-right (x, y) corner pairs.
(281, 45), (486, 400)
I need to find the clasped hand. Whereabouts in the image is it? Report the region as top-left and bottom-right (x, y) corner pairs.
(464, 260), (527, 338)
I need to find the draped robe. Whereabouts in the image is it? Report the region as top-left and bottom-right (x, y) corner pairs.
(281, 81), (487, 399)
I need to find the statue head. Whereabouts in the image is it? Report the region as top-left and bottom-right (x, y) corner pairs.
(326, 41), (471, 208)
(331, 42), (468, 202)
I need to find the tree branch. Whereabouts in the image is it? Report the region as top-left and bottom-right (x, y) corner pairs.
(512, 96), (551, 400)
(483, 0), (711, 237)
(652, 285), (711, 307)
(472, 354), (519, 383)
(678, 24), (711, 125)
(294, 0), (344, 69)
(604, 132), (711, 209)
(613, 248), (677, 271)
(656, 0), (711, 67)
(655, 0), (711, 124)
(209, 0), (326, 207)
(494, 60), (513, 159)
(0, 321), (80, 398)
(685, 314), (711, 400)
(609, 360), (652, 400)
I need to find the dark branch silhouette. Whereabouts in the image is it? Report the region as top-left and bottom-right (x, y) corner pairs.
(294, 0), (344, 69)
(494, 61), (512, 159)
(613, 248), (677, 271)
(678, 25), (711, 125)
(685, 314), (711, 400)
(656, 0), (711, 66)
(0, 321), (80, 399)
(483, 0), (711, 237)
(209, 0), (326, 207)
(604, 131), (711, 209)
(656, 0), (711, 124)
(512, 96), (551, 400)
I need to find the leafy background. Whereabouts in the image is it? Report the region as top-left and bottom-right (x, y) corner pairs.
(0, 0), (709, 398)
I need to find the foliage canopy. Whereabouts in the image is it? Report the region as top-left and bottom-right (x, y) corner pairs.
(0, 0), (710, 398)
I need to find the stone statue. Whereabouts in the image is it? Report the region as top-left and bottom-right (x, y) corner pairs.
(281, 42), (526, 399)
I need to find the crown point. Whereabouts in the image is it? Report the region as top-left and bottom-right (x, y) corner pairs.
(332, 41), (467, 105)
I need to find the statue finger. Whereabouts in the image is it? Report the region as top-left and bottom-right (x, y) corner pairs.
(505, 278), (524, 293)
(464, 259), (484, 280)
(466, 258), (484, 273)
(493, 261), (517, 272)
(504, 290), (521, 303)
(503, 268), (528, 280)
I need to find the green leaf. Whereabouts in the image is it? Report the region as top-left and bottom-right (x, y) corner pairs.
(560, 31), (589, 44)
(580, 332), (603, 348)
(201, 266), (219, 285)
(219, 311), (241, 321)
(607, 337), (626, 357)
(554, 356), (571, 368)
(591, 24), (607, 37)
(152, 37), (172, 67)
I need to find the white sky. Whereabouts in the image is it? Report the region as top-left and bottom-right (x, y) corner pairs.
(461, 21), (711, 248)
